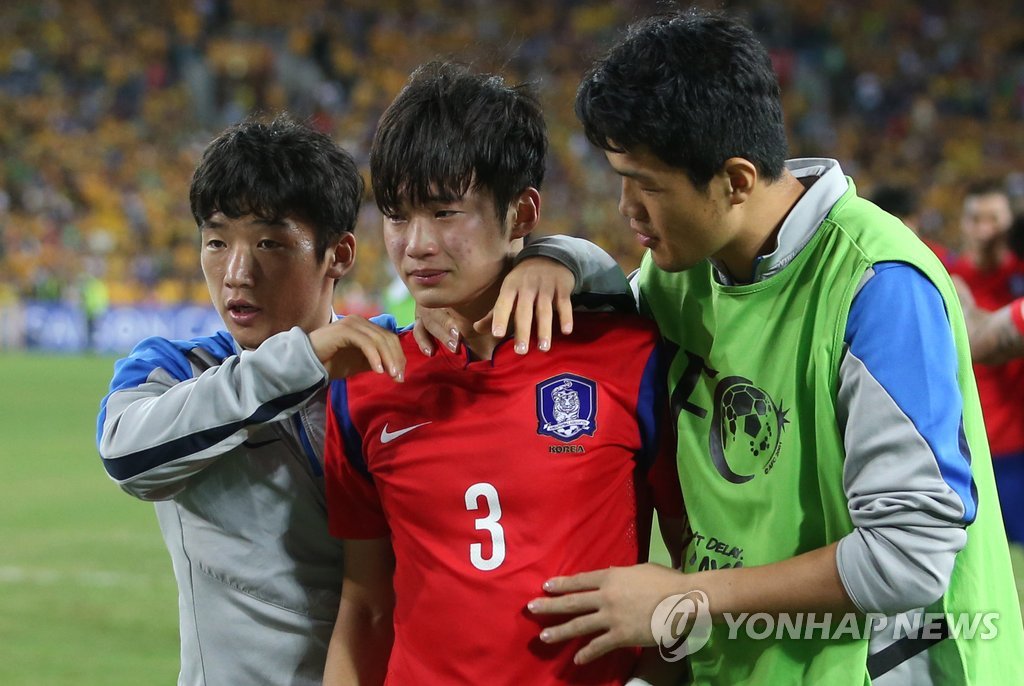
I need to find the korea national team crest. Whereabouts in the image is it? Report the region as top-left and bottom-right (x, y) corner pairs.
(536, 373), (597, 442)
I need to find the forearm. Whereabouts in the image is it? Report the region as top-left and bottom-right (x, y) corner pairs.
(692, 529), (957, 620)
(675, 529), (952, 621)
(529, 548), (854, 665)
(517, 235), (629, 296)
(693, 542), (854, 619)
(951, 276), (1024, 365)
(968, 299), (1024, 365)
(98, 328), (326, 499)
(324, 597), (394, 686)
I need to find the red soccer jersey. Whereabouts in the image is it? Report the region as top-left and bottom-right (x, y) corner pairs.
(325, 312), (682, 686)
(947, 252), (1024, 456)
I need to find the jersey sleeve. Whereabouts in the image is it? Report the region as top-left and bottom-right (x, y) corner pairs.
(634, 339), (685, 520)
(835, 261), (971, 614)
(97, 326), (327, 501)
(325, 380), (390, 539)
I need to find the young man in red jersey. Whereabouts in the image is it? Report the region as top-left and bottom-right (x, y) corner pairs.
(322, 62), (684, 686)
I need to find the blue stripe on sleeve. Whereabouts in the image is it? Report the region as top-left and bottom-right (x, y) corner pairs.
(101, 381), (323, 480)
(844, 261), (977, 522)
(635, 343), (668, 470)
(109, 337), (195, 389)
(96, 333), (235, 447)
(202, 331), (238, 359)
(328, 380), (370, 479)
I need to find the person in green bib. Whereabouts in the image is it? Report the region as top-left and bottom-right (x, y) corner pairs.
(525, 8), (1024, 685)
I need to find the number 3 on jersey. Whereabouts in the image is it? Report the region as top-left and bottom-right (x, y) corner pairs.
(465, 483), (506, 571)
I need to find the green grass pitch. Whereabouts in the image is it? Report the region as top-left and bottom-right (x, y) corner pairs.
(1, 352), (1020, 683)
(0, 353), (178, 685)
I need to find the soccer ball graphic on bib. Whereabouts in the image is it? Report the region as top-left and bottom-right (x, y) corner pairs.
(709, 376), (787, 483)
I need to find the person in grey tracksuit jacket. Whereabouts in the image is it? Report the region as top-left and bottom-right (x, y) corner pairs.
(96, 115), (628, 686)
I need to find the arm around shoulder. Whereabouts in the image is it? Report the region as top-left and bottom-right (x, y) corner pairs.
(517, 235), (630, 296)
(97, 328), (327, 500)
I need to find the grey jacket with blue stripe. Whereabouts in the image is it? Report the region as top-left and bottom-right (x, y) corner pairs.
(98, 326), (347, 686)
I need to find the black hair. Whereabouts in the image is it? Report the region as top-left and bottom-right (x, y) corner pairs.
(963, 178), (1008, 200)
(871, 185), (919, 219)
(189, 114), (364, 261)
(575, 8), (787, 189)
(370, 61), (546, 224)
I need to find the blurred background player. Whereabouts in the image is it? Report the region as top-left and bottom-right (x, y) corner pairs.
(322, 62), (684, 686)
(954, 213), (1024, 365)
(946, 181), (1024, 545)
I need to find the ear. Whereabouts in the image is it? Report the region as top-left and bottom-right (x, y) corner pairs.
(722, 157), (759, 206)
(509, 187), (541, 240)
(325, 232), (356, 280)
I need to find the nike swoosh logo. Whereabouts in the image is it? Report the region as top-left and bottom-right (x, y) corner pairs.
(380, 422), (432, 444)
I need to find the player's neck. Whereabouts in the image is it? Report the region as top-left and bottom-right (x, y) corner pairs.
(459, 328), (502, 361)
(449, 276), (507, 361)
(719, 171), (806, 283)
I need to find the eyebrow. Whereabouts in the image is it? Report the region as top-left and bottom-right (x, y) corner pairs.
(251, 217), (289, 228)
(622, 172), (660, 188)
(610, 166), (657, 184)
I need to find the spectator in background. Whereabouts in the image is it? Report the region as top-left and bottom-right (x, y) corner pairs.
(5, 1), (1024, 317)
(946, 180), (1024, 545)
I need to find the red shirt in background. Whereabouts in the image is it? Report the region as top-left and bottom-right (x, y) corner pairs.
(947, 252), (1024, 457)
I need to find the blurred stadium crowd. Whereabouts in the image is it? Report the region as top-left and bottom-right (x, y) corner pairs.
(2, 0), (1024, 318)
